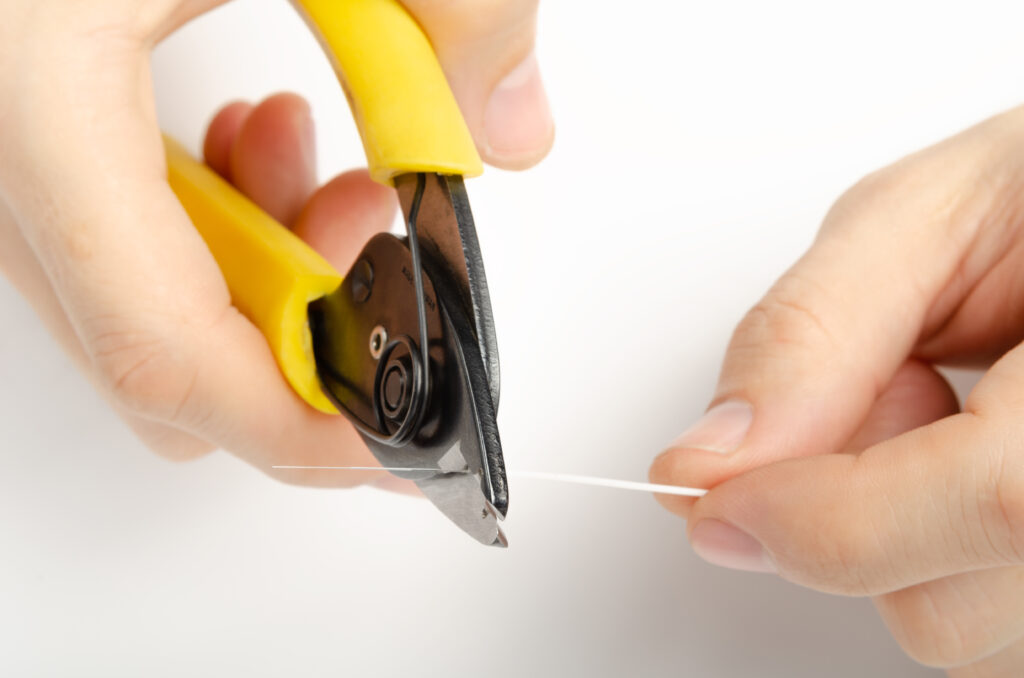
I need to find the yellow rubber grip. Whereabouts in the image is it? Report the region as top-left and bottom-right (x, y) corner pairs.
(164, 0), (480, 413)
(165, 137), (342, 414)
(292, 0), (483, 184)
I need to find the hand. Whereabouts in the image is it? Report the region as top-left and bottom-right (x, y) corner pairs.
(0, 0), (553, 486)
(650, 108), (1024, 676)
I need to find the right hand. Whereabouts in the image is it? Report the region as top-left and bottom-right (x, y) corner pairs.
(0, 0), (553, 486)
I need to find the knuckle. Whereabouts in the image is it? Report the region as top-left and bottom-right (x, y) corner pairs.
(773, 504), (883, 596)
(992, 449), (1024, 562)
(824, 138), (1004, 250)
(149, 437), (214, 462)
(895, 620), (971, 668)
(774, 462), (903, 597)
(815, 523), (882, 596)
(125, 418), (214, 462)
(731, 273), (839, 359)
(818, 164), (916, 240)
(91, 320), (200, 423)
(924, 414), (1024, 566)
(829, 165), (905, 217)
(878, 592), (980, 668)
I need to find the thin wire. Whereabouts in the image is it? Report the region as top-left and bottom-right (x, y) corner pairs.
(274, 466), (429, 473)
(510, 470), (707, 497)
(405, 172), (431, 405)
(271, 466), (707, 497)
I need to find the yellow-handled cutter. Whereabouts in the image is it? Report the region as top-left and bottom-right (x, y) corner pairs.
(164, 0), (508, 546)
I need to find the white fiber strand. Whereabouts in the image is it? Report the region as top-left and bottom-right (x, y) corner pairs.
(509, 471), (707, 497)
(273, 466), (428, 472)
(271, 466), (707, 497)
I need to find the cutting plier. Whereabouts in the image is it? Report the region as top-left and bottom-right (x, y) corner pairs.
(163, 0), (508, 546)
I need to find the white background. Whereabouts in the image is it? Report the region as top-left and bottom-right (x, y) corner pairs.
(2, 0), (1019, 675)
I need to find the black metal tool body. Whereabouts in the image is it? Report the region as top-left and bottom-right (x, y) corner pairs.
(308, 173), (507, 546)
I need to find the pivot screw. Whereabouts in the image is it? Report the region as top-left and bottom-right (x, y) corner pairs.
(380, 355), (413, 422)
(350, 259), (374, 303)
(369, 326), (387, 360)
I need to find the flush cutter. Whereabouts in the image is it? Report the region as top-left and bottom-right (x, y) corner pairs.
(163, 0), (508, 546)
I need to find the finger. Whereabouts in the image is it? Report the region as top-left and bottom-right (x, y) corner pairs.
(202, 96), (396, 272)
(293, 169), (397, 269)
(202, 91), (395, 269)
(0, 198), (212, 461)
(915, 238), (1024, 367)
(948, 634), (1024, 678)
(120, 416), (214, 461)
(403, 0), (554, 169)
(204, 98), (396, 477)
(838, 360), (959, 454)
(372, 473), (422, 497)
(867, 350), (1024, 668)
(874, 567), (1024, 669)
(651, 112), (1023, 498)
(2, 46), (378, 488)
(173, 1), (553, 171)
(651, 359), (958, 519)
(216, 93), (318, 227)
(911, 110), (1024, 368)
(0, 202), (88, 366)
(163, 0), (553, 169)
(202, 95), (394, 476)
(202, 100), (253, 182)
(685, 367), (1024, 593)
(814, 364), (1024, 669)
(654, 353), (1024, 667)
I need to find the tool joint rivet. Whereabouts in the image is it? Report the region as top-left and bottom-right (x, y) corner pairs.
(369, 326), (388, 360)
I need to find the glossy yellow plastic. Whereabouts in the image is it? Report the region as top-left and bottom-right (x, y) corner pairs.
(292, 0), (483, 184)
(165, 137), (342, 414)
(165, 0), (481, 413)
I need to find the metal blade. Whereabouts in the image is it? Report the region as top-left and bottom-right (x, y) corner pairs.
(395, 172), (508, 527)
(417, 474), (506, 547)
(419, 239), (507, 519)
(310, 227), (506, 544)
(396, 174), (500, 409)
(366, 267), (505, 544)
(311, 172), (507, 546)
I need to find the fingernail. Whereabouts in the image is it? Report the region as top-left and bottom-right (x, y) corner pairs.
(690, 519), (776, 573)
(670, 400), (753, 454)
(484, 51), (554, 166)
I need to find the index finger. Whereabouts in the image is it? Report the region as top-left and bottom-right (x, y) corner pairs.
(649, 109), (1024, 514)
(1, 30), (378, 486)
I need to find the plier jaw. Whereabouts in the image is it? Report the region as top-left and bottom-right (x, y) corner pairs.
(308, 172), (508, 546)
(165, 0), (508, 546)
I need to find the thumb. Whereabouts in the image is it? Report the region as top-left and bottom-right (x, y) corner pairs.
(403, 0), (554, 169)
(684, 358), (956, 577)
(686, 348), (1024, 593)
(650, 121), (1009, 508)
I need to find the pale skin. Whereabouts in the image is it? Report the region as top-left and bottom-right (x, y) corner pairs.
(1, 2), (1019, 676)
(650, 109), (1024, 676)
(0, 0), (553, 492)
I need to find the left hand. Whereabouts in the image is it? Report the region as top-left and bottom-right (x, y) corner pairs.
(649, 108), (1024, 676)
